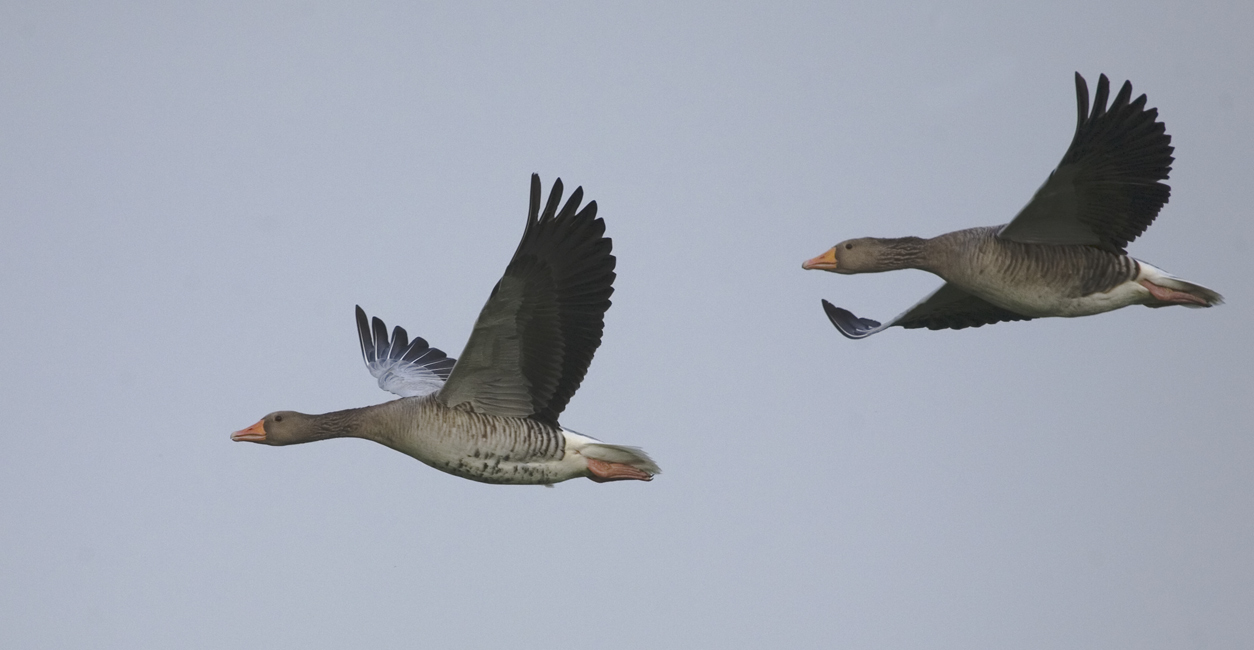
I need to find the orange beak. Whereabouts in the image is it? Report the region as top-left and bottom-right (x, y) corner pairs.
(231, 419), (267, 442)
(802, 247), (838, 271)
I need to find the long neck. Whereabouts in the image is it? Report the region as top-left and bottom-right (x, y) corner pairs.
(304, 405), (382, 442)
(873, 236), (929, 270)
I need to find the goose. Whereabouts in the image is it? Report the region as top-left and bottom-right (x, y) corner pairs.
(802, 72), (1222, 339)
(231, 175), (659, 485)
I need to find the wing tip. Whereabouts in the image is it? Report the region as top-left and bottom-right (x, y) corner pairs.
(820, 299), (883, 340)
(355, 304), (374, 363)
(354, 305), (458, 396)
(1074, 71), (1089, 129)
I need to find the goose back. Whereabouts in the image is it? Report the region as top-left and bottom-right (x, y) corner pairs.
(928, 227), (1140, 316)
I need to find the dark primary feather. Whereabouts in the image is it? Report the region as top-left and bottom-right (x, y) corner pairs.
(440, 174), (615, 427)
(998, 72), (1173, 254)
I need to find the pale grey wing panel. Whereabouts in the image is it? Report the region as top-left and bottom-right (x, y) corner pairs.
(355, 306), (456, 398)
(438, 175), (615, 427)
(433, 276), (536, 417)
(999, 73), (1172, 254)
(999, 166), (1101, 246)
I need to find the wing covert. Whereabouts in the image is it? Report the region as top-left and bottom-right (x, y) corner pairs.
(890, 283), (1033, 331)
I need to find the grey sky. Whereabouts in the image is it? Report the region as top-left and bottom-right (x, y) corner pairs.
(2, 1), (1251, 648)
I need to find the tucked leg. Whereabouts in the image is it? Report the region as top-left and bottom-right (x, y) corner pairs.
(1139, 279), (1211, 306)
(586, 457), (653, 482)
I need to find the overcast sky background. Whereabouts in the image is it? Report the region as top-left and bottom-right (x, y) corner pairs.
(2, 2), (1251, 648)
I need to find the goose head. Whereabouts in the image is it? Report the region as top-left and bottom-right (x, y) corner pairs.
(803, 237), (926, 274)
(231, 411), (330, 446)
(803, 238), (886, 274)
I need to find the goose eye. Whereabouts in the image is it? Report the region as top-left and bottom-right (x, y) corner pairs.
(274, 415), (284, 422)
(845, 243), (853, 250)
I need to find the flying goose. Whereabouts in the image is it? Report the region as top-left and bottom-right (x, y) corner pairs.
(231, 175), (659, 485)
(802, 73), (1222, 339)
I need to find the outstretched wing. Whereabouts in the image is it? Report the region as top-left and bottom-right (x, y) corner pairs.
(821, 283), (1031, 339)
(998, 73), (1173, 254)
(437, 175), (615, 427)
(355, 305), (456, 398)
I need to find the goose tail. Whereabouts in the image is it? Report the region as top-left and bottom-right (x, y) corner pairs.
(1138, 262), (1224, 308)
(563, 429), (660, 482)
(583, 442), (660, 474)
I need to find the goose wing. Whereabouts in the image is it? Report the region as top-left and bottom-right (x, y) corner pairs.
(997, 73), (1173, 254)
(355, 305), (456, 398)
(437, 175), (615, 427)
(821, 283), (1031, 339)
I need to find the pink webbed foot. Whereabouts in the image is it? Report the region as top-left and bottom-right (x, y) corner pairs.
(586, 457), (653, 483)
(1139, 279), (1211, 306)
